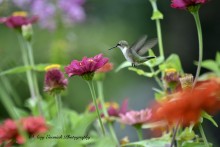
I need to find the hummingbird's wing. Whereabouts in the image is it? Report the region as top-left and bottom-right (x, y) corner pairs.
(136, 38), (158, 56)
(129, 35), (148, 54)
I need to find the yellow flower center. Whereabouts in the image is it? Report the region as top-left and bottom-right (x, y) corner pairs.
(12, 11), (28, 17)
(45, 64), (61, 71)
(164, 68), (177, 73)
(105, 102), (119, 109)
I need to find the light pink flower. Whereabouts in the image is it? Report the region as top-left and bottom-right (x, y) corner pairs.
(119, 108), (152, 125)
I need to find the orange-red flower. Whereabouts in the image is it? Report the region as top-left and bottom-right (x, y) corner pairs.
(96, 62), (113, 73)
(153, 78), (220, 126)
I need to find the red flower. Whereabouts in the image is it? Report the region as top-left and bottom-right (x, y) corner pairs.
(153, 78), (220, 126)
(0, 119), (24, 146)
(65, 54), (109, 80)
(171, 0), (208, 9)
(21, 116), (48, 135)
(0, 11), (38, 29)
(0, 116), (48, 146)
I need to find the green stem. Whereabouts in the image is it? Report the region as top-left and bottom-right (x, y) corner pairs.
(26, 42), (40, 98)
(55, 94), (64, 132)
(156, 19), (164, 58)
(191, 11), (203, 88)
(87, 81), (105, 135)
(97, 81), (118, 144)
(198, 123), (209, 147)
(149, 66), (163, 89)
(17, 34), (36, 99)
(149, 0), (164, 58)
(17, 34), (43, 115)
(135, 125), (143, 141)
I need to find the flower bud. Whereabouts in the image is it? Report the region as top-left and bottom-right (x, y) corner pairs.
(22, 24), (33, 42)
(179, 74), (194, 90)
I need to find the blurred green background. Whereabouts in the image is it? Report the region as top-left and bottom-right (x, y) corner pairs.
(0, 0), (220, 143)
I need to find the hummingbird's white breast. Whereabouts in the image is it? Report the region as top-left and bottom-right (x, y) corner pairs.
(119, 47), (133, 62)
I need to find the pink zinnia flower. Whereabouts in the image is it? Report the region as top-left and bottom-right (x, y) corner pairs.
(119, 108), (152, 125)
(65, 54), (109, 80)
(44, 66), (68, 94)
(21, 116), (48, 135)
(0, 11), (38, 29)
(171, 0), (208, 9)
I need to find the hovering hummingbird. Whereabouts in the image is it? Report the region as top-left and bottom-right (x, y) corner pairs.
(109, 35), (157, 67)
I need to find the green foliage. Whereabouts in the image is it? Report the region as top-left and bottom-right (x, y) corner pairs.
(115, 61), (130, 72)
(128, 67), (159, 77)
(159, 54), (184, 74)
(200, 52), (220, 76)
(202, 111), (218, 127)
(178, 127), (196, 142)
(182, 142), (213, 147)
(0, 66), (32, 76)
(122, 134), (171, 147)
(144, 56), (164, 68)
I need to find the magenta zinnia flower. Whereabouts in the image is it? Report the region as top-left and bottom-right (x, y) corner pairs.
(65, 53), (109, 80)
(171, 0), (208, 9)
(119, 108), (152, 125)
(0, 12), (38, 29)
(44, 67), (68, 94)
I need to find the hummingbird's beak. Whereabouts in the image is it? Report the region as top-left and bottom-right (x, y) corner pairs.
(108, 45), (117, 50)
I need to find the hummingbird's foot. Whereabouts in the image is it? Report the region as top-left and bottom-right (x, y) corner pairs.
(131, 63), (136, 67)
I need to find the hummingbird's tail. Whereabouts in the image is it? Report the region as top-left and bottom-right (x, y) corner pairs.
(142, 56), (156, 61)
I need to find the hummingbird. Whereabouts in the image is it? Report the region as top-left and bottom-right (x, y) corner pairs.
(109, 35), (157, 67)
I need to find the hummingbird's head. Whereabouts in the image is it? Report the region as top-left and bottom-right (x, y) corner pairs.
(108, 40), (129, 50)
(117, 40), (129, 49)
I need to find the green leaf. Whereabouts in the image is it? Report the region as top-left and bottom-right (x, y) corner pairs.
(115, 61), (130, 72)
(13, 107), (29, 118)
(159, 54), (183, 73)
(144, 56), (164, 68)
(142, 121), (167, 129)
(182, 142), (212, 147)
(151, 10), (164, 20)
(178, 127), (195, 141)
(122, 135), (171, 147)
(202, 111), (218, 127)
(65, 110), (97, 135)
(215, 51), (220, 65)
(0, 66), (32, 76)
(200, 60), (219, 73)
(128, 67), (157, 77)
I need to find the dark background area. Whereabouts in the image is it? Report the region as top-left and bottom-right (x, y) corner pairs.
(0, 0), (219, 144)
